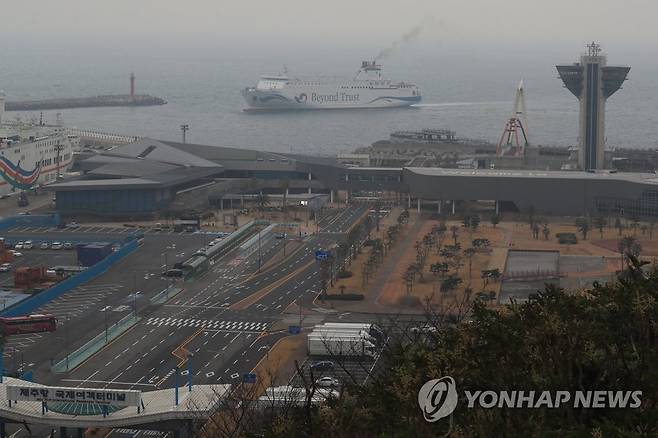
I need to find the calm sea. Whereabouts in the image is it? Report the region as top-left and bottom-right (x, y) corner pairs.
(2, 40), (657, 154)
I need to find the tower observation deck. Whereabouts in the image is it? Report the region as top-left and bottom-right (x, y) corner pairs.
(556, 42), (630, 170)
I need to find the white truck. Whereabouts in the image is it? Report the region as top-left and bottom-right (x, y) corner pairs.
(311, 328), (377, 345)
(315, 323), (385, 344)
(307, 332), (377, 358)
(258, 386), (338, 407)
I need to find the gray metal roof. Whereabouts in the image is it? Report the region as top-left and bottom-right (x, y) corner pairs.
(48, 166), (223, 191)
(88, 161), (180, 178)
(48, 178), (160, 190)
(163, 141), (277, 161)
(162, 141), (300, 171)
(107, 138), (220, 168)
(405, 167), (658, 184)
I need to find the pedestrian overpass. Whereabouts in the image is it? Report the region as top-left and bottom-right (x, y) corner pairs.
(0, 377), (228, 437)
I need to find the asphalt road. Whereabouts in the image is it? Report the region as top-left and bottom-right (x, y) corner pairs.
(1, 205), (373, 437)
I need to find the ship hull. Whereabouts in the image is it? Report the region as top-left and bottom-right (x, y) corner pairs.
(241, 87), (421, 111)
(0, 131), (74, 196)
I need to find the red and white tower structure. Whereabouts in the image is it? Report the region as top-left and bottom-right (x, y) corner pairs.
(497, 80), (529, 157)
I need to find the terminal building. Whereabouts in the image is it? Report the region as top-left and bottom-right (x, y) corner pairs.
(46, 135), (658, 220)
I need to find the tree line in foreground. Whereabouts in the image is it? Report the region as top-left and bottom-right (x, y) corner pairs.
(200, 256), (658, 437)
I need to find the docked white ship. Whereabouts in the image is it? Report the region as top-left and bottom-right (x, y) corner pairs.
(241, 61), (421, 110)
(0, 94), (77, 197)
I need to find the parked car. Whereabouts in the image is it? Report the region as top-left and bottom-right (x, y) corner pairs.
(310, 361), (335, 372)
(315, 377), (340, 388)
(14, 242), (24, 250)
(40, 242), (50, 250)
(410, 324), (438, 334)
(162, 268), (184, 278)
(153, 223), (163, 232)
(63, 242), (73, 250)
(9, 250), (22, 257)
(23, 241), (33, 250)
(0, 263), (12, 272)
(51, 242), (63, 250)
(67, 221), (80, 228)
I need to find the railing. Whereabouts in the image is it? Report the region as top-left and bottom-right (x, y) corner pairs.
(68, 128), (139, 144)
(0, 240), (139, 317)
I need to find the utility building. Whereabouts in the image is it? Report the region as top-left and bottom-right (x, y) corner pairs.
(557, 42), (630, 170)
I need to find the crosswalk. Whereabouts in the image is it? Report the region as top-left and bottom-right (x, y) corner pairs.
(145, 317), (269, 332)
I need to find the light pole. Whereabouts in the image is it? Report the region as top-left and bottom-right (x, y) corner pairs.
(187, 352), (193, 392)
(257, 229), (262, 273)
(180, 124), (189, 144)
(162, 252), (172, 298)
(132, 272), (138, 316)
(65, 315), (69, 371)
(104, 294), (108, 343)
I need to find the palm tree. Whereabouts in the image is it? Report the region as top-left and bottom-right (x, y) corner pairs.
(618, 235), (641, 267)
(256, 191), (270, 215)
(542, 224), (550, 240)
(630, 216), (640, 235)
(490, 214), (500, 228)
(464, 247), (477, 277)
(470, 215), (481, 232)
(526, 205), (537, 228)
(450, 225), (459, 245)
(280, 178), (290, 215)
(593, 215), (606, 239)
(650, 220), (655, 240)
(575, 217), (590, 240)
(615, 217), (623, 236)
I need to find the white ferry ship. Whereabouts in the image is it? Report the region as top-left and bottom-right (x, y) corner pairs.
(241, 61), (421, 110)
(0, 124), (77, 197)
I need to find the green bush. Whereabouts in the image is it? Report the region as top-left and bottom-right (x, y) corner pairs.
(556, 232), (578, 244)
(324, 293), (364, 301)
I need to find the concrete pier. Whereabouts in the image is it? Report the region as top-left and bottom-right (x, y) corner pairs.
(5, 94), (166, 111)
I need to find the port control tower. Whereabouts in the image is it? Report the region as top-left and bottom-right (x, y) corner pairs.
(557, 42), (630, 170)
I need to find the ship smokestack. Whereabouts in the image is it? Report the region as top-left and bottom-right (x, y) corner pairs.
(130, 73), (135, 99)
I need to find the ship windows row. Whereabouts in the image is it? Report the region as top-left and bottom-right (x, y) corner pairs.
(40, 154), (70, 167)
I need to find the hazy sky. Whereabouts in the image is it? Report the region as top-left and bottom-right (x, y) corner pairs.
(2, 0), (656, 48)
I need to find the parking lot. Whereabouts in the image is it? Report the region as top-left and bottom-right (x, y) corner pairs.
(4, 224), (222, 235)
(1, 281), (126, 362)
(290, 354), (379, 389)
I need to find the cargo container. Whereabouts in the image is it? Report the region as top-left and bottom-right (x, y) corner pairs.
(77, 243), (113, 267)
(14, 266), (60, 291)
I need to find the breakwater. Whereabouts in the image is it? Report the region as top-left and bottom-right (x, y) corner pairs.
(5, 94), (166, 111)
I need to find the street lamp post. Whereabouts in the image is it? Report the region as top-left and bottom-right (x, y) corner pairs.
(162, 252), (172, 298)
(104, 294), (108, 343)
(257, 229), (262, 273)
(65, 315), (69, 371)
(133, 272), (138, 316)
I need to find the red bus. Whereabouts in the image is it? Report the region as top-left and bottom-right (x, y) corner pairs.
(0, 314), (57, 336)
